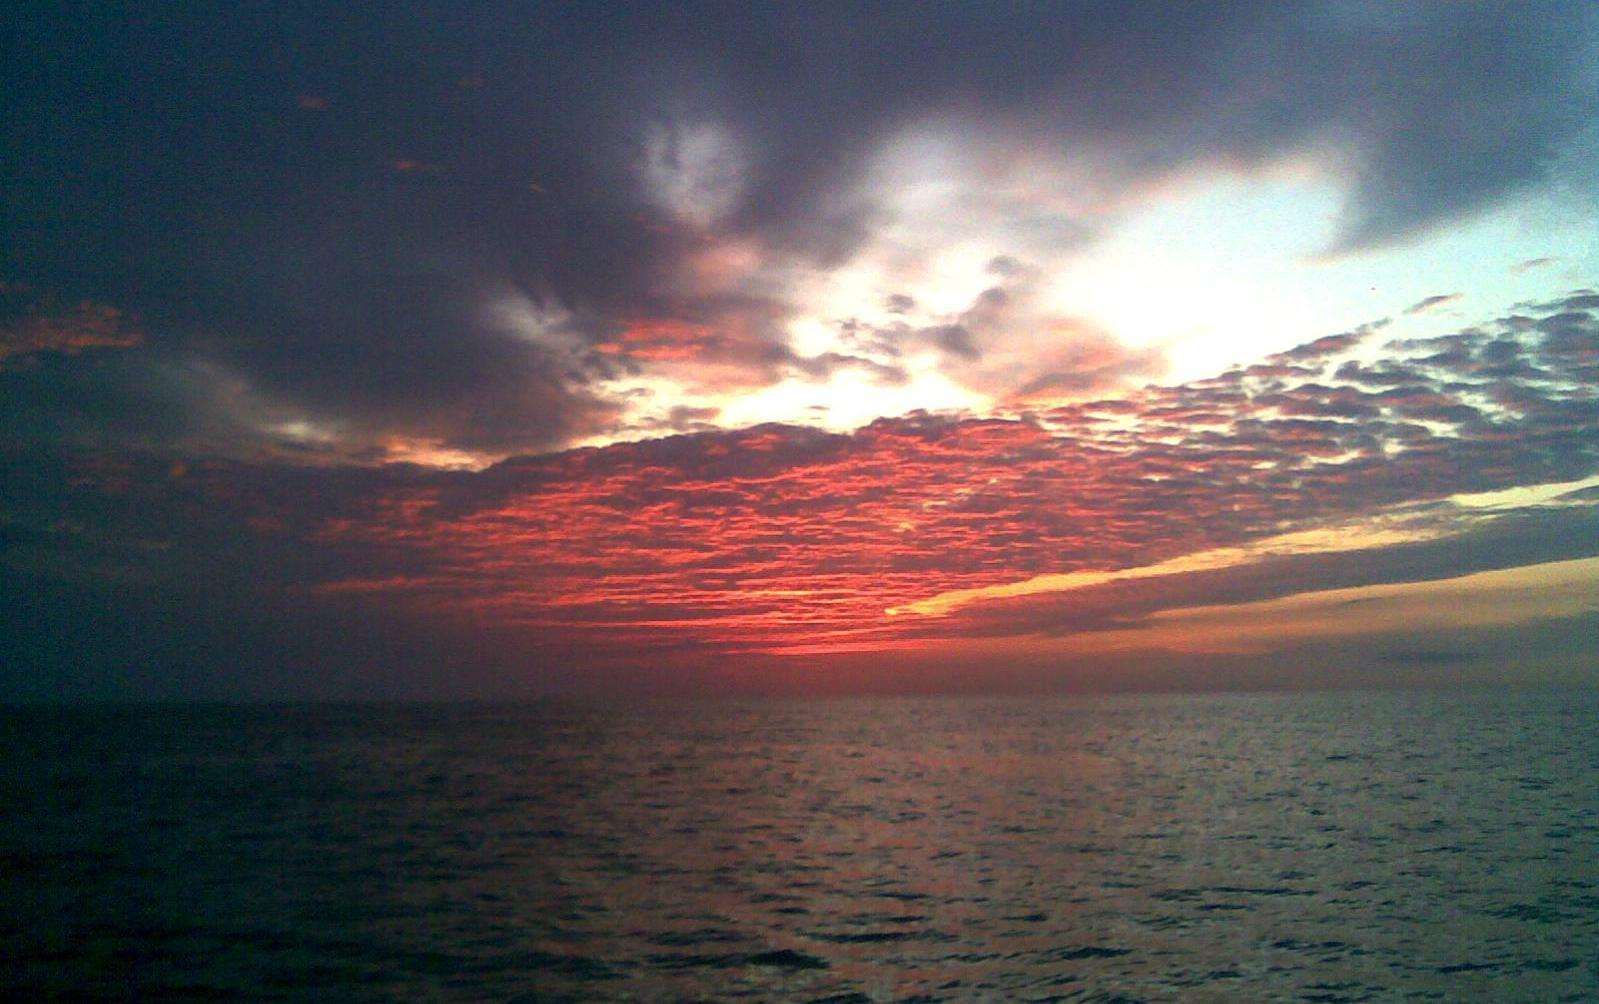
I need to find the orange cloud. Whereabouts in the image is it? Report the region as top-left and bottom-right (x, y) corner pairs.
(296, 296), (1599, 661)
(597, 320), (721, 362)
(0, 284), (143, 364)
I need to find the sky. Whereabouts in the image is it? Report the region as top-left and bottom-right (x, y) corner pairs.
(3, 2), (1598, 699)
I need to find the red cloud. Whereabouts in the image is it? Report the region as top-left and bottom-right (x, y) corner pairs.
(299, 296), (1598, 660)
(19, 296), (1593, 669)
(0, 284), (143, 364)
(596, 319), (722, 362)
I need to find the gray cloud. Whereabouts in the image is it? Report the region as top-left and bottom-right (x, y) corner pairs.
(3, 4), (1595, 454)
(1405, 293), (1463, 315)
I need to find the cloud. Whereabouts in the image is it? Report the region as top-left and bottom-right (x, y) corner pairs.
(317, 293), (1599, 654)
(1110, 555), (1599, 652)
(853, 265), (1167, 403)
(0, 284), (142, 364)
(907, 494), (1599, 649)
(1315, 3), (1599, 252)
(1006, 328), (1165, 403)
(3, 5), (1594, 456)
(887, 518), (1450, 618)
(918, 324), (980, 361)
(642, 120), (747, 228)
(8, 292), (1593, 693)
(1404, 293), (1463, 315)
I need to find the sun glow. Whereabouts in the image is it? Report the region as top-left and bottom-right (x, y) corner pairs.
(716, 368), (984, 433)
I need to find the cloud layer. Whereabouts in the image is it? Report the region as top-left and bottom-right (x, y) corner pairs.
(4, 7), (1599, 697)
(4, 4), (1596, 455)
(5, 294), (1595, 695)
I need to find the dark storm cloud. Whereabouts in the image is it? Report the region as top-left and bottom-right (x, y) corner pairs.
(4, 2), (1596, 453)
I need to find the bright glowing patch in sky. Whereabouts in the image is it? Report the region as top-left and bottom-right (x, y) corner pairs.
(567, 136), (1599, 443)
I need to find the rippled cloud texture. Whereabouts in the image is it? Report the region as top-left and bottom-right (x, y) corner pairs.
(6, 294), (1597, 696)
(3, 4), (1598, 696)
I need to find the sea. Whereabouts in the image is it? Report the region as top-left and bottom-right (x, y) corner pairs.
(3, 690), (1596, 1001)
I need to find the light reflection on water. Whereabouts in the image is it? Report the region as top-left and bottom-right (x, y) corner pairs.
(3, 690), (1596, 1001)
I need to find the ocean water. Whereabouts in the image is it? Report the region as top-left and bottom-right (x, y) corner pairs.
(3, 691), (1596, 1002)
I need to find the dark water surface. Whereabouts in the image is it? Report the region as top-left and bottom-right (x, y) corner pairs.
(3, 691), (1597, 1001)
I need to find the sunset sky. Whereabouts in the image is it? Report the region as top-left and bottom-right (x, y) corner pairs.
(4, 2), (1598, 698)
